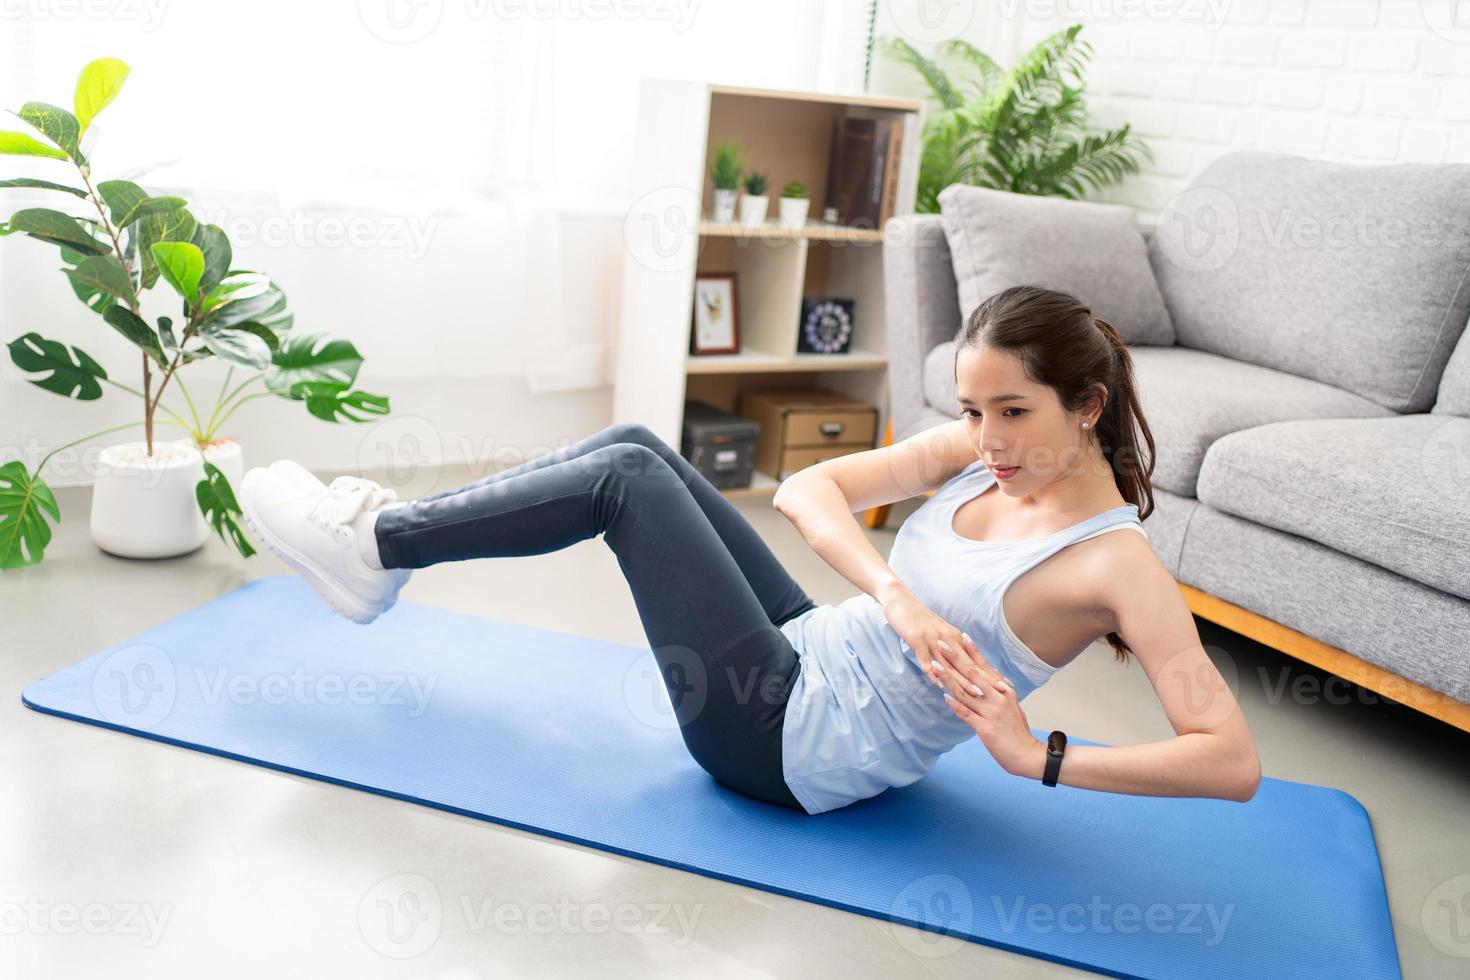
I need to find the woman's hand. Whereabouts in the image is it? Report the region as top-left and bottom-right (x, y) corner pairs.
(935, 633), (1042, 777)
(880, 584), (1009, 688)
(878, 584), (1041, 777)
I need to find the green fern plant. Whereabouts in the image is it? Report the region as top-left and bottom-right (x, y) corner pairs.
(883, 25), (1151, 211)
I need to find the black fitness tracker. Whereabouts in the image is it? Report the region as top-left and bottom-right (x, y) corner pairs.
(1042, 730), (1067, 787)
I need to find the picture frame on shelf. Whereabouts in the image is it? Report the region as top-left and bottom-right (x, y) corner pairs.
(690, 273), (740, 355)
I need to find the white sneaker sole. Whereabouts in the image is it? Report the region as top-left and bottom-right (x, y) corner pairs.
(238, 484), (392, 626)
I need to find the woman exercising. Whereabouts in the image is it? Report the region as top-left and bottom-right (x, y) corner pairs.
(239, 284), (1261, 815)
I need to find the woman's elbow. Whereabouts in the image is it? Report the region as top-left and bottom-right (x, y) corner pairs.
(1223, 748), (1262, 803)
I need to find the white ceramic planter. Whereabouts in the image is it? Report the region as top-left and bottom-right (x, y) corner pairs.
(90, 437), (244, 559)
(779, 196), (810, 229)
(711, 188), (737, 223)
(738, 194), (769, 226)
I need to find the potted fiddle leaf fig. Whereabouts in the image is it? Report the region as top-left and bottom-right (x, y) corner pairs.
(0, 56), (391, 569)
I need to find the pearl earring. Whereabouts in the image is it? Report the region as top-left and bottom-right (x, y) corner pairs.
(1082, 421), (1090, 429)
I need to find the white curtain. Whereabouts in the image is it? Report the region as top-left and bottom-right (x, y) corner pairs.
(1, 0), (873, 392)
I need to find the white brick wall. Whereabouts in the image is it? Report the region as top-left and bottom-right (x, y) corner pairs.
(876, 0), (1470, 219)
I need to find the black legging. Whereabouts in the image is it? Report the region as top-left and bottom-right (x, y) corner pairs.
(372, 422), (817, 810)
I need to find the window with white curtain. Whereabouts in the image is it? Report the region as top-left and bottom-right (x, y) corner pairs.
(1, 0), (873, 390)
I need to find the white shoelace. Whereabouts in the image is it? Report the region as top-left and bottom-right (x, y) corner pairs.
(307, 477), (400, 545)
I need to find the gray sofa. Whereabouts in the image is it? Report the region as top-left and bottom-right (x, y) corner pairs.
(882, 150), (1470, 727)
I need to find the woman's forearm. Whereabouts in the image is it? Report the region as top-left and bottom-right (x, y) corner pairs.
(1013, 731), (1260, 803)
(773, 474), (911, 606)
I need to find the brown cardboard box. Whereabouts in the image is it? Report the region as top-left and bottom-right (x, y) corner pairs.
(736, 388), (878, 479)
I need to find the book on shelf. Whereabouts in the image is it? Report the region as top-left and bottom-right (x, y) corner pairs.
(823, 116), (905, 230)
(878, 118), (904, 227)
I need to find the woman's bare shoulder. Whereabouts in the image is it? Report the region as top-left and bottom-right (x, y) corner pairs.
(1076, 524), (1177, 626)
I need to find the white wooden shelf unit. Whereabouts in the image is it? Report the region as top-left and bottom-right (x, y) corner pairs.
(613, 81), (925, 497)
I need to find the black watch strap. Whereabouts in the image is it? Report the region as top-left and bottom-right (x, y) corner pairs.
(1042, 730), (1067, 787)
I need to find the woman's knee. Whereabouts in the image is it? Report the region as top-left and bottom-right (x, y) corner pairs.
(585, 442), (681, 490)
(603, 421), (666, 452)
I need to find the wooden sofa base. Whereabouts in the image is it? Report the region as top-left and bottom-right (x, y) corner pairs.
(859, 420), (1470, 733)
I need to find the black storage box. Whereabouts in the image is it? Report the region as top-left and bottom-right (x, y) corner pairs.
(679, 400), (761, 490)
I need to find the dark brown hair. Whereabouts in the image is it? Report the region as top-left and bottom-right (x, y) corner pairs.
(956, 284), (1157, 664)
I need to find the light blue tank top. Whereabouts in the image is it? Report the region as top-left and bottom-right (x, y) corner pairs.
(777, 458), (1147, 814)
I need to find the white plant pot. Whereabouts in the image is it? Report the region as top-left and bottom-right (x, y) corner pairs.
(90, 437), (245, 559)
(711, 188), (738, 223)
(738, 194), (769, 226)
(779, 196), (810, 229)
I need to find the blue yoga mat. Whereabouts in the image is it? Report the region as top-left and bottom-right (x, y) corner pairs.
(23, 575), (1399, 979)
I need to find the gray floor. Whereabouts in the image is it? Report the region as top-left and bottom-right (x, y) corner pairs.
(4, 461), (1467, 978)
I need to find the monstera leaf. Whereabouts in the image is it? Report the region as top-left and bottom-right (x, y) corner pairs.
(289, 381), (390, 423)
(266, 333), (363, 394)
(196, 460), (254, 558)
(0, 461), (60, 569)
(7, 332), (108, 400)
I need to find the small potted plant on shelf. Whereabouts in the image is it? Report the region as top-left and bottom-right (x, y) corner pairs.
(779, 180), (809, 229)
(738, 171), (768, 226)
(0, 57), (390, 568)
(707, 141), (741, 223)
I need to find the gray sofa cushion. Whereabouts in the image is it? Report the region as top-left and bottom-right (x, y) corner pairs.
(1129, 346), (1394, 497)
(936, 184), (1176, 346)
(1434, 315), (1470, 416)
(924, 340), (959, 415)
(882, 214), (965, 441)
(1148, 150), (1470, 414)
(1195, 415), (1470, 601)
(1179, 504), (1470, 703)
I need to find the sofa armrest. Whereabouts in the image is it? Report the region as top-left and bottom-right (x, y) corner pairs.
(883, 213), (962, 442)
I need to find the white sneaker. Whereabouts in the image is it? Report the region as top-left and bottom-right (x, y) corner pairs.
(268, 459), (396, 509)
(238, 465), (411, 625)
(268, 458), (327, 493)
